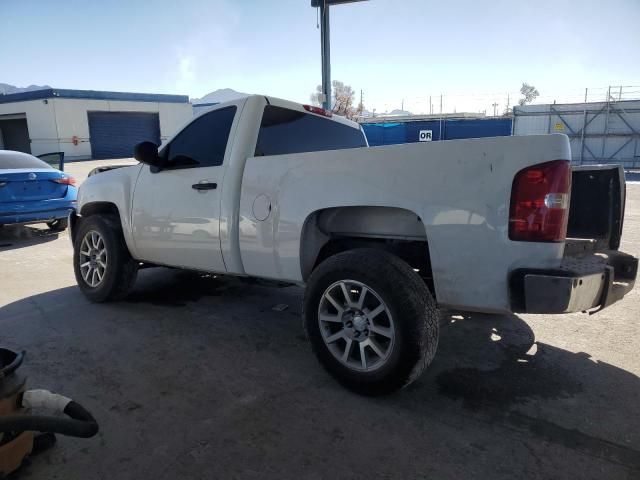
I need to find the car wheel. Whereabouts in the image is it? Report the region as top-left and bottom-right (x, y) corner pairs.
(73, 215), (138, 302)
(47, 219), (68, 231)
(304, 248), (439, 395)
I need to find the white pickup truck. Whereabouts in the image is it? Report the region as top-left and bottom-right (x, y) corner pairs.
(70, 95), (637, 394)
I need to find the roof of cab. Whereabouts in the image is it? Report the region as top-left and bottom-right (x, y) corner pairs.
(263, 95), (361, 129)
(191, 94), (361, 130)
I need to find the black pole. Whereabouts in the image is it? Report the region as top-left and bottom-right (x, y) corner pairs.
(320, 2), (331, 111)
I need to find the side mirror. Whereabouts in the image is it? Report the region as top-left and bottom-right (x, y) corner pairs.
(134, 142), (162, 168)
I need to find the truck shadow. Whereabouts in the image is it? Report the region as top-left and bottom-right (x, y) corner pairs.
(0, 224), (60, 251)
(430, 311), (585, 409)
(2, 272), (639, 473)
(401, 311), (640, 469)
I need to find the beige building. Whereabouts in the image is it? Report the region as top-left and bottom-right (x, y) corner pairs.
(0, 89), (192, 160)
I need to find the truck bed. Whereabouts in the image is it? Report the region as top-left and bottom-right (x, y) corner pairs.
(238, 134), (572, 313)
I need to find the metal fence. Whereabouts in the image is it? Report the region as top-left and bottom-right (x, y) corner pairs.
(513, 96), (640, 168)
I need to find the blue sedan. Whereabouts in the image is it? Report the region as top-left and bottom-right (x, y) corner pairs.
(0, 150), (77, 231)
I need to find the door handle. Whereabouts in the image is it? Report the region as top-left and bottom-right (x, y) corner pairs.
(192, 182), (217, 191)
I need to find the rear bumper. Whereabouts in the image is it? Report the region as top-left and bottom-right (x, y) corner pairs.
(0, 205), (75, 225)
(511, 250), (637, 314)
(0, 192), (77, 225)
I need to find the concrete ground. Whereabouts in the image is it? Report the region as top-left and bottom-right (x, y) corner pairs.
(1, 160), (638, 479)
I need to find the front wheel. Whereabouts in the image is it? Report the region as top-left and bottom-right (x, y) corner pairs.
(73, 215), (138, 302)
(304, 248), (439, 395)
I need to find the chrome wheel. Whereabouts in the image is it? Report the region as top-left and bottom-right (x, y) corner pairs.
(318, 280), (395, 372)
(79, 230), (107, 287)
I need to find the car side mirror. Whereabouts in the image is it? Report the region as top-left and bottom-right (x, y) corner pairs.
(134, 142), (162, 169)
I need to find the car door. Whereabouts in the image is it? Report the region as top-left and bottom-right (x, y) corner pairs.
(131, 105), (237, 272)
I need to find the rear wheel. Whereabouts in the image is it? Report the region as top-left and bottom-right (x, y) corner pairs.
(47, 219), (68, 231)
(73, 215), (138, 302)
(304, 248), (439, 395)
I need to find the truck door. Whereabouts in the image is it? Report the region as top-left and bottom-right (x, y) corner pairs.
(131, 106), (237, 272)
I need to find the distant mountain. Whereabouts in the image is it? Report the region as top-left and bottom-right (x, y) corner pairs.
(193, 88), (249, 104)
(387, 109), (412, 116)
(0, 83), (50, 95)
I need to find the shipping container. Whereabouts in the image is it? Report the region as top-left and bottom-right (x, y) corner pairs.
(362, 117), (512, 146)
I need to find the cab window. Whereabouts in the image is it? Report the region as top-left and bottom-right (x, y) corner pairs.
(162, 106), (236, 168)
(255, 105), (367, 157)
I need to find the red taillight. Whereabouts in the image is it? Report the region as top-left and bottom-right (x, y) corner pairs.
(303, 104), (333, 118)
(52, 176), (77, 187)
(509, 160), (571, 242)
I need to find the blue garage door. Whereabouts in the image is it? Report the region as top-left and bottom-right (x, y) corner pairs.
(88, 112), (160, 159)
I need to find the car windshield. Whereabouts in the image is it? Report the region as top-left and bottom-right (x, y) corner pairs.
(0, 153), (54, 170)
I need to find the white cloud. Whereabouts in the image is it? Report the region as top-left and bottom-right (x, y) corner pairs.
(176, 54), (196, 91)
(168, 0), (244, 96)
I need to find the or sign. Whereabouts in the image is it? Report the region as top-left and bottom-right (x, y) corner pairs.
(554, 122), (564, 131)
(419, 130), (433, 142)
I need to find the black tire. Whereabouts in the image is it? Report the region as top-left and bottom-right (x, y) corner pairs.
(47, 218), (68, 232)
(73, 215), (138, 302)
(304, 248), (439, 395)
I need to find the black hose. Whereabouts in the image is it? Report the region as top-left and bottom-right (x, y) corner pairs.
(0, 349), (24, 378)
(0, 401), (98, 438)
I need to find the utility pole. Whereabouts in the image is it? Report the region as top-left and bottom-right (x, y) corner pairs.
(429, 95), (432, 115)
(311, 1), (368, 111)
(506, 93), (510, 115)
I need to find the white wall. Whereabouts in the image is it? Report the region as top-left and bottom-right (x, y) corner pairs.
(0, 99), (59, 154)
(159, 103), (193, 146)
(0, 97), (192, 160)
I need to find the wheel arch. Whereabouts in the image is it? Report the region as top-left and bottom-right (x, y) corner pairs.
(79, 201), (121, 218)
(299, 206), (435, 294)
(72, 201), (125, 246)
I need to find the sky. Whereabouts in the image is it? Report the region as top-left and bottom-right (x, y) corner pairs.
(1, 0), (639, 114)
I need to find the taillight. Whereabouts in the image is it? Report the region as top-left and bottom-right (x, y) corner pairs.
(509, 160), (571, 242)
(303, 104), (333, 118)
(52, 176), (77, 187)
